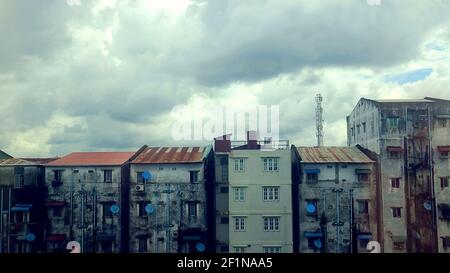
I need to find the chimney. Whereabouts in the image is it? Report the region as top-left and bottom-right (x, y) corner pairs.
(247, 130), (258, 147)
(214, 134), (231, 153)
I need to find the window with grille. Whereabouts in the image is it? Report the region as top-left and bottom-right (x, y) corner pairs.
(263, 217), (280, 231)
(263, 187), (279, 201)
(263, 158), (279, 171)
(234, 217), (245, 231)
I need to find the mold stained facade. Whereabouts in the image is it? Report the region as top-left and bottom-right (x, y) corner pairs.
(294, 147), (378, 253)
(0, 158), (49, 253)
(43, 152), (137, 253)
(128, 146), (214, 253)
(347, 97), (450, 253)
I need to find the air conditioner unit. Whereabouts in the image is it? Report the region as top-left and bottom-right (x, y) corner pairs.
(135, 184), (145, 192)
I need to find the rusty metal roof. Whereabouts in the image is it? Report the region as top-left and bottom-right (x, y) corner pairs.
(46, 152), (135, 166)
(297, 146), (374, 163)
(0, 158), (37, 166)
(131, 146), (207, 164)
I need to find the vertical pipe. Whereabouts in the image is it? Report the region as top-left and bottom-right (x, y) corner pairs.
(427, 105), (437, 252)
(7, 188), (11, 253)
(349, 189), (353, 253)
(93, 188), (97, 253)
(335, 189), (339, 253)
(0, 188), (3, 253)
(81, 192), (84, 253)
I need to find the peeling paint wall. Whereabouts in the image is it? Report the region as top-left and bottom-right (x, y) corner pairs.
(45, 166), (123, 253)
(129, 162), (208, 253)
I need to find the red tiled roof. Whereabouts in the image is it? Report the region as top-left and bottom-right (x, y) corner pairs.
(46, 152), (135, 166)
(132, 147), (207, 164)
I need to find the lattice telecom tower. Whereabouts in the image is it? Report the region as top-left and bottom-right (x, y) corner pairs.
(315, 94), (324, 147)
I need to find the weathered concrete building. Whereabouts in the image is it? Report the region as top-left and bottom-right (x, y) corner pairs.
(0, 157), (55, 253)
(347, 97), (450, 253)
(294, 146), (378, 253)
(128, 146), (214, 253)
(214, 132), (293, 253)
(44, 152), (138, 253)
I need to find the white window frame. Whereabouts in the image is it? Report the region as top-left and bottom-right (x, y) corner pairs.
(263, 217), (280, 231)
(234, 246), (246, 253)
(233, 187), (246, 202)
(263, 187), (280, 201)
(233, 158), (245, 172)
(234, 217), (246, 231)
(263, 158), (279, 171)
(263, 246), (281, 253)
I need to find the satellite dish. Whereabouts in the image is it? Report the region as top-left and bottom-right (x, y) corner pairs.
(423, 201), (432, 211)
(25, 233), (35, 242)
(110, 204), (120, 214)
(306, 204), (316, 214)
(196, 243), (205, 252)
(313, 239), (323, 249)
(145, 203), (155, 214)
(142, 171), (151, 181)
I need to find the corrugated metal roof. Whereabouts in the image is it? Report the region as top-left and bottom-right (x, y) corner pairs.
(46, 152), (135, 166)
(0, 158), (37, 166)
(132, 146), (207, 164)
(21, 158), (59, 164)
(297, 146), (374, 163)
(373, 99), (434, 103)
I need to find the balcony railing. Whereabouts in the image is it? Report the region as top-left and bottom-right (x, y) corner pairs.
(230, 140), (290, 150)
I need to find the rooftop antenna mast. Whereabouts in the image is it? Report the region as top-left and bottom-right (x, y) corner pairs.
(315, 94), (324, 147)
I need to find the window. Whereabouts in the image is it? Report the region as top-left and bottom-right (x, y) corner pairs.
(220, 187), (228, 193)
(441, 177), (449, 189)
(327, 165), (333, 169)
(172, 167), (176, 170)
(88, 170), (95, 180)
(220, 217), (229, 224)
(53, 207), (63, 218)
(386, 117), (399, 131)
(341, 164), (347, 169)
(188, 202), (197, 217)
(101, 241), (113, 253)
(234, 217), (245, 231)
(441, 151), (449, 157)
(357, 125), (360, 134)
(351, 127), (354, 137)
(391, 178), (401, 188)
(137, 237), (148, 253)
(47, 242), (64, 253)
(137, 202), (149, 217)
(263, 217), (280, 231)
(362, 122), (366, 133)
(358, 174), (370, 183)
(136, 172), (145, 183)
(233, 187), (246, 202)
(263, 246), (281, 253)
(306, 173), (318, 183)
(14, 211), (28, 223)
(234, 247), (246, 253)
(357, 200), (369, 215)
(393, 242), (405, 250)
(359, 238), (370, 249)
(103, 170), (112, 183)
(52, 170), (63, 186)
(392, 207), (402, 218)
(443, 237), (450, 249)
(221, 157), (228, 182)
(389, 151), (401, 159)
(220, 245), (229, 252)
(306, 200), (319, 216)
(263, 158), (279, 171)
(73, 170), (79, 173)
(190, 171), (199, 183)
(233, 158), (245, 172)
(263, 187), (280, 201)
(103, 202), (115, 218)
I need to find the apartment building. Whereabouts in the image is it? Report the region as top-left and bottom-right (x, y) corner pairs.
(347, 97), (450, 253)
(128, 146), (214, 253)
(0, 157), (55, 253)
(294, 146), (378, 253)
(44, 152), (138, 253)
(215, 131), (293, 253)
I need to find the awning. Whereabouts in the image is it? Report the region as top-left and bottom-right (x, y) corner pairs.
(183, 235), (202, 241)
(438, 204), (450, 211)
(304, 231), (323, 238)
(392, 235), (406, 243)
(355, 169), (372, 174)
(45, 201), (65, 207)
(11, 204), (33, 212)
(96, 235), (115, 242)
(304, 169), (320, 174)
(357, 233), (372, 240)
(47, 234), (66, 242)
(437, 146), (450, 153)
(387, 146), (403, 152)
(436, 114), (450, 119)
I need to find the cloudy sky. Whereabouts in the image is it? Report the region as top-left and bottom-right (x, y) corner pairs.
(1, 0), (450, 157)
